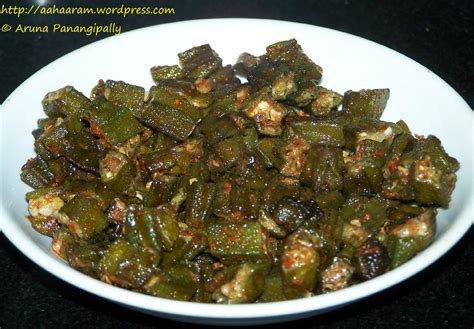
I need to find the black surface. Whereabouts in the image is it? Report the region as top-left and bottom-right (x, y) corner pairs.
(0, 1), (473, 328)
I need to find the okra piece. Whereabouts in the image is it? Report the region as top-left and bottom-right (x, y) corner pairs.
(279, 137), (311, 178)
(320, 256), (354, 292)
(137, 102), (199, 140)
(154, 204), (180, 250)
(387, 208), (436, 268)
(197, 111), (240, 144)
(207, 136), (244, 172)
(342, 89), (390, 120)
(308, 87), (343, 116)
(148, 82), (208, 118)
(99, 151), (134, 193)
(184, 181), (215, 228)
(160, 229), (208, 266)
(125, 205), (162, 260)
(289, 120), (345, 147)
(281, 228), (320, 299)
(343, 139), (389, 195)
(59, 195), (108, 240)
(207, 222), (270, 264)
(98, 239), (154, 288)
(151, 65), (184, 82)
(243, 90), (287, 136)
(27, 214), (61, 237)
(21, 156), (69, 189)
(138, 139), (203, 176)
(257, 270), (286, 302)
(42, 86), (91, 118)
(273, 197), (312, 234)
(266, 39), (323, 83)
(343, 119), (402, 152)
(255, 138), (285, 169)
(40, 115), (103, 173)
(52, 228), (76, 260)
(68, 240), (109, 276)
(178, 44), (223, 79)
(353, 238), (390, 280)
(409, 136), (459, 208)
(95, 80), (145, 116)
(213, 263), (270, 304)
(143, 265), (198, 301)
(340, 196), (387, 234)
(89, 96), (145, 145)
(301, 146), (344, 193)
(272, 71), (297, 101)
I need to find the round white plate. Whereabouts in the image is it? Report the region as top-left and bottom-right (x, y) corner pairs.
(1, 19), (472, 325)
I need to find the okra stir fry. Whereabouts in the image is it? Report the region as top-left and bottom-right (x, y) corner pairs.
(21, 39), (459, 303)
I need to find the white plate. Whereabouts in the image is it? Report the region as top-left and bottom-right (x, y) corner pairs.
(0, 19), (472, 325)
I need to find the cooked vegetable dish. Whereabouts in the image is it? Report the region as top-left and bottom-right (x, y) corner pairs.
(21, 39), (459, 303)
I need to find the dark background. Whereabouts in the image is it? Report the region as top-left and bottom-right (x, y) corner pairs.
(0, 1), (472, 328)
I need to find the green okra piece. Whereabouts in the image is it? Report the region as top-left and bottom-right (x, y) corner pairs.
(342, 89), (390, 120)
(207, 136), (244, 172)
(99, 151), (134, 193)
(279, 137), (311, 178)
(51, 228), (76, 260)
(96, 80), (146, 116)
(125, 205), (162, 260)
(243, 127), (259, 153)
(143, 265), (198, 301)
(21, 156), (69, 189)
(243, 89), (287, 136)
(266, 39), (323, 84)
(207, 222), (270, 264)
(161, 229), (208, 266)
(197, 111), (240, 144)
(343, 119), (402, 151)
(89, 96), (144, 145)
(319, 256), (354, 293)
(343, 139), (389, 196)
(42, 86), (91, 118)
(67, 240), (109, 277)
(98, 239), (154, 288)
(28, 214), (61, 237)
(289, 120), (345, 147)
(184, 181), (216, 228)
(148, 82), (209, 119)
(257, 270), (286, 302)
(308, 87), (343, 116)
(150, 65), (184, 82)
(255, 137), (285, 169)
(387, 208), (436, 268)
(272, 71), (297, 101)
(208, 64), (240, 87)
(280, 228), (320, 299)
(340, 196), (387, 235)
(409, 136), (459, 208)
(301, 145), (344, 193)
(141, 175), (178, 207)
(178, 44), (223, 79)
(193, 254), (216, 303)
(137, 102), (199, 140)
(40, 115), (103, 173)
(213, 263), (270, 304)
(60, 195), (108, 240)
(273, 197), (312, 234)
(138, 139), (203, 176)
(315, 191), (345, 213)
(154, 203), (180, 250)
